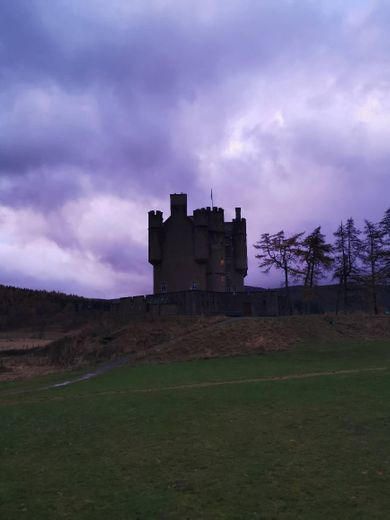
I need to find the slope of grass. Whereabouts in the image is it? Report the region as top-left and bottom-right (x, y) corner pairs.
(1, 340), (390, 519)
(2, 314), (389, 383)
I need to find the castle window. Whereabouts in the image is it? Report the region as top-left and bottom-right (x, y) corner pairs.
(160, 282), (168, 293)
(191, 281), (199, 290)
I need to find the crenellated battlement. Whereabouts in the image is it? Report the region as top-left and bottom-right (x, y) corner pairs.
(195, 206), (224, 214)
(148, 210), (163, 229)
(148, 210), (163, 217)
(193, 208), (208, 226)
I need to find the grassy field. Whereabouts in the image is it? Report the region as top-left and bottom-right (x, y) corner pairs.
(1, 340), (390, 519)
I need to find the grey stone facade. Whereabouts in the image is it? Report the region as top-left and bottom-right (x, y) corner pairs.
(148, 194), (248, 294)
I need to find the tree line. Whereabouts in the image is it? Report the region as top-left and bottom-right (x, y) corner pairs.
(0, 284), (86, 330)
(254, 208), (390, 314)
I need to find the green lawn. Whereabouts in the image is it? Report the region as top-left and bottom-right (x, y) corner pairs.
(1, 340), (390, 519)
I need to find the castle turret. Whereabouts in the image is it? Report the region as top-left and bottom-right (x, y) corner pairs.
(207, 207), (226, 292)
(170, 193), (187, 217)
(193, 208), (209, 262)
(148, 210), (163, 265)
(233, 207), (248, 274)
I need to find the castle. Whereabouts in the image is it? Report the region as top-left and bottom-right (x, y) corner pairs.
(148, 194), (248, 294)
(144, 194), (389, 316)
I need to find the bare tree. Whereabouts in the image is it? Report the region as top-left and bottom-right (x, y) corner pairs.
(254, 230), (304, 314)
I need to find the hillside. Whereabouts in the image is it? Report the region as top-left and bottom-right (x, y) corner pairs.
(1, 313), (389, 382)
(0, 283), (118, 333)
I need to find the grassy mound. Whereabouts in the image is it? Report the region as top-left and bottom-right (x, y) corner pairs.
(1, 314), (389, 381)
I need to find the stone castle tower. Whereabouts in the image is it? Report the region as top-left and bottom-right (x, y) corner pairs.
(148, 193), (247, 294)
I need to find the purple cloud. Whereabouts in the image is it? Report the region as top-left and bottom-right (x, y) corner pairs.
(0, 0), (389, 296)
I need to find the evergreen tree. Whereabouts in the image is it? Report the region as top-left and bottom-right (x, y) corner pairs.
(301, 226), (333, 287)
(360, 220), (387, 314)
(380, 208), (390, 285)
(381, 208), (390, 236)
(333, 218), (361, 311)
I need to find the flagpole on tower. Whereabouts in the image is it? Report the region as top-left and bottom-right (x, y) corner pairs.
(211, 189), (214, 209)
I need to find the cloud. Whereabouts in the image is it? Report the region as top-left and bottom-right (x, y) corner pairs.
(0, 200), (152, 297)
(0, 0), (389, 294)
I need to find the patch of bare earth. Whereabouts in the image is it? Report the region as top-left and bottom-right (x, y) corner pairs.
(0, 327), (79, 381)
(0, 339), (53, 352)
(0, 358), (64, 382)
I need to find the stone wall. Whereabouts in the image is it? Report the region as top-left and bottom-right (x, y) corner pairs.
(75, 285), (390, 319)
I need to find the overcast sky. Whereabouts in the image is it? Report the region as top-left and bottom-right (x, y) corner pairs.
(0, 0), (389, 297)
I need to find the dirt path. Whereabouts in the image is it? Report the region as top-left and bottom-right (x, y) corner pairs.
(0, 366), (387, 407)
(0, 319), (234, 394)
(130, 366), (389, 393)
(0, 355), (131, 397)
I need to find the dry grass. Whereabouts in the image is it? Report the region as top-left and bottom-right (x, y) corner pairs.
(0, 338), (53, 352)
(121, 313), (390, 363)
(0, 359), (61, 382)
(1, 313), (389, 382)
